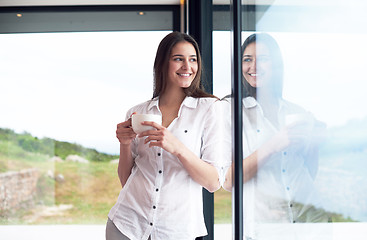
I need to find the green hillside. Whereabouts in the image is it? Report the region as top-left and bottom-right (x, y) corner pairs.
(0, 127), (353, 225)
(0, 127), (121, 224)
(0, 128), (118, 171)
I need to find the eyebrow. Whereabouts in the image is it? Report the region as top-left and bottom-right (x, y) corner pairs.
(172, 54), (197, 57)
(243, 54), (269, 57)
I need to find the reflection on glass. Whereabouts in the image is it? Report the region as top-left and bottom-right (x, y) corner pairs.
(223, 33), (333, 239)
(243, 33), (331, 239)
(226, 0), (367, 239)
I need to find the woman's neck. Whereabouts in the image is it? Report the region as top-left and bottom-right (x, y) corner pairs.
(158, 88), (186, 128)
(159, 87), (186, 108)
(257, 94), (281, 127)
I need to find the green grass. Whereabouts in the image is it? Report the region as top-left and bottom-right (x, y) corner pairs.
(1, 150), (232, 224)
(214, 188), (232, 224)
(3, 128), (351, 225)
(0, 128), (232, 224)
(1, 133), (356, 225)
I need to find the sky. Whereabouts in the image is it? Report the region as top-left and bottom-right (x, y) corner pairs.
(1, 30), (367, 155)
(0, 31), (167, 155)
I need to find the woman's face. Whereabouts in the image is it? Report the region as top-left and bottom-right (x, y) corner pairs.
(167, 41), (198, 90)
(242, 42), (272, 88)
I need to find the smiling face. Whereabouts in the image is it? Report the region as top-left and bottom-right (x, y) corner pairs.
(242, 42), (272, 88)
(166, 41), (198, 91)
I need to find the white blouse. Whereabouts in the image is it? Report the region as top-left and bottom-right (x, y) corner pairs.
(108, 96), (222, 240)
(241, 97), (329, 238)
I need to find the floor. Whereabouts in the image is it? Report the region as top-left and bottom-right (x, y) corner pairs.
(1, 223), (367, 240)
(0, 224), (231, 240)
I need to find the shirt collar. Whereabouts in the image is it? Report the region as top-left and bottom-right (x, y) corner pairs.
(243, 96), (284, 109)
(147, 96), (198, 111)
(181, 96), (198, 109)
(243, 96), (258, 109)
(147, 97), (159, 111)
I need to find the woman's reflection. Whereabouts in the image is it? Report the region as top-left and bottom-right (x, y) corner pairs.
(223, 33), (330, 239)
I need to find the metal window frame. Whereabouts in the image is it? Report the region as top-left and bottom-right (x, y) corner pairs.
(231, 1), (243, 239)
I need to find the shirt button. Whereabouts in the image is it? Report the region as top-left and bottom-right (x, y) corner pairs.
(286, 187), (290, 191)
(290, 203), (293, 208)
(153, 206), (156, 209)
(157, 153), (161, 156)
(184, 130), (188, 133)
(283, 151), (287, 156)
(156, 188), (159, 192)
(282, 169), (286, 173)
(293, 220), (296, 223)
(256, 129), (260, 133)
(150, 222), (153, 226)
(158, 170), (162, 174)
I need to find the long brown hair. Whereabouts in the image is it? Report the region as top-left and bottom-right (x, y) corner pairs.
(153, 31), (217, 99)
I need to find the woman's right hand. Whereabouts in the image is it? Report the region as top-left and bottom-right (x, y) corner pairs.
(116, 118), (137, 145)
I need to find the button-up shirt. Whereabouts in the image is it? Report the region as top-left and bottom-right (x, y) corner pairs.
(108, 96), (222, 240)
(241, 97), (329, 239)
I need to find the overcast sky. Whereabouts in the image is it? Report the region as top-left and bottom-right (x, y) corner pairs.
(1, 23), (367, 155)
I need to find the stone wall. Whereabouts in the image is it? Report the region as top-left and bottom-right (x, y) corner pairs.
(0, 169), (39, 211)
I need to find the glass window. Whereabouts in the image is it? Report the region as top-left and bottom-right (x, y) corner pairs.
(0, 7), (174, 239)
(237, 0), (367, 239)
(213, 2), (232, 240)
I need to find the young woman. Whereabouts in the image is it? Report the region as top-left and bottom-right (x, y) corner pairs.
(106, 32), (221, 240)
(223, 33), (330, 239)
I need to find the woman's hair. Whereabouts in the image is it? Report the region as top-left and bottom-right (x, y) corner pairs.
(242, 33), (284, 99)
(152, 31), (216, 99)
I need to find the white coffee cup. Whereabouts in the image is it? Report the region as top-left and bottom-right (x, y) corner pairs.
(131, 114), (162, 134)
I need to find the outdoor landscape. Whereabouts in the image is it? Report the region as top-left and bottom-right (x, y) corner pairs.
(0, 127), (231, 225)
(1, 122), (364, 225)
(316, 116), (367, 222)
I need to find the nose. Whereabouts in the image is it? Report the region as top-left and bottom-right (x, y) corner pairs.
(249, 59), (256, 70)
(182, 59), (190, 70)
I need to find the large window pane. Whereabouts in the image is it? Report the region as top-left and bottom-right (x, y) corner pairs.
(213, 2), (232, 240)
(240, 0), (367, 239)
(0, 30), (169, 238)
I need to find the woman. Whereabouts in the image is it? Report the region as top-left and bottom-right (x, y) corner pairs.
(223, 33), (329, 239)
(106, 32), (221, 240)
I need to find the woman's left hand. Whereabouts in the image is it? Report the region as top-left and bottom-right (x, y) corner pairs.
(138, 121), (182, 156)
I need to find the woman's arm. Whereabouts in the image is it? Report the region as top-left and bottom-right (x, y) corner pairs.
(139, 122), (221, 193)
(116, 118), (137, 187)
(222, 126), (294, 191)
(173, 141), (221, 193)
(222, 146), (274, 191)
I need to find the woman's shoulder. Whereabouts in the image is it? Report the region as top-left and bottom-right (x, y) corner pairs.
(192, 97), (223, 117)
(281, 99), (308, 114)
(127, 98), (158, 114)
(196, 96), (219, 105)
